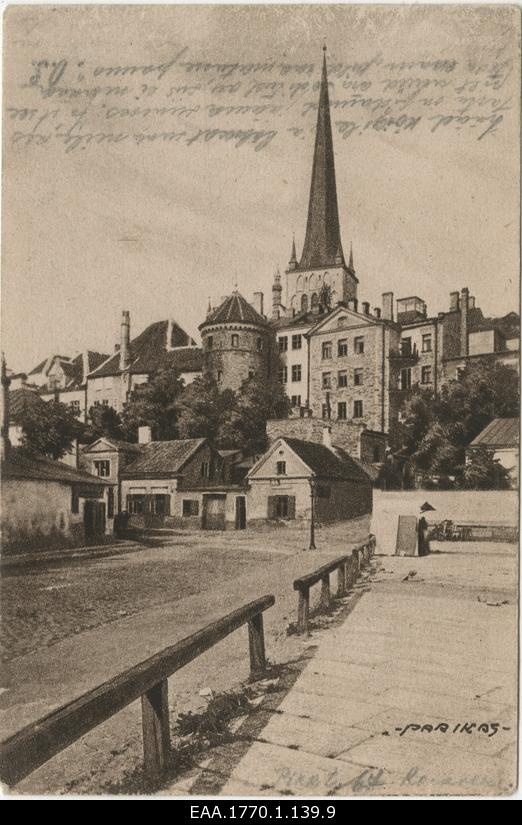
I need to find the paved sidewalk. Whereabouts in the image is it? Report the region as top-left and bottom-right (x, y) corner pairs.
(165, 544), (517, 797)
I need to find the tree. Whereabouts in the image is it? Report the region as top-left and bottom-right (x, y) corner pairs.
(175, 376), (235, 442)
(19, 399), (83, 460)
(222, 375), (292, 455)
(459, 449), (511, 490)
(122, 368), (185, 441)
(84, 404), (125, 443)
(398, 359), (519, 481)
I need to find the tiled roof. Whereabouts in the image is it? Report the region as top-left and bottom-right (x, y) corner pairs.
(200, 292), (268, 329)
(2, 449), (109, 486)
(89, 321), (201, 378)
(121, 438), (206, 477)
(470, 418), (519, 449)
(9, 388), (47, 424)
(283, 438), (372, 483)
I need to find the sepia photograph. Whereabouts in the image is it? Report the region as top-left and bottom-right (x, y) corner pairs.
(0, 2), (520, 801)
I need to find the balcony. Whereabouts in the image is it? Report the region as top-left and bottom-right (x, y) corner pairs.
(389, 342), (419, 363)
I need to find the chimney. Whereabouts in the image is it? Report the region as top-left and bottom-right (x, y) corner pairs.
(362, 301), (370, 315)
(322, 424), (332, 450)
(82, 351), (90, 384)
(450, 291), (460, 312)
(120, 311), (130, 371)
(138, 425), (152, 444)
(460, 287), (469, 356)
(348, 297), (358, 313)
(469, 295), (475, 309)
(252, 291), (264, 317)
(374, 307), (381, 318)
(1, 354), (11, 460)
(166, 318), (175, 352)
(382, 292), (394, 321)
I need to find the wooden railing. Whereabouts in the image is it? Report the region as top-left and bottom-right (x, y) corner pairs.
(0, 594), (275, 788)
(293, 535), (376, 634)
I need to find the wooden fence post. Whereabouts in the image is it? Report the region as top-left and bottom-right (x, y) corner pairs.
(141, 679), (170, 783)
(343, 560), (350, 591)
(352, 548), (359, 577)
(336, 564), (345, 597)
(248, 612), (267, 678)
(320, 573), (331, 610)
(297, 588), (310, 634)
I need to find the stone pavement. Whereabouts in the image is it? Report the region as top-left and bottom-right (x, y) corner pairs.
(165, 543), (518, 797)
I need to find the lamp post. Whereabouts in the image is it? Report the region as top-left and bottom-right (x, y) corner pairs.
(309, 477), (316, 550)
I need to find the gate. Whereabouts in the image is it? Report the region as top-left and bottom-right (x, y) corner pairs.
(202, 494), (226, 530)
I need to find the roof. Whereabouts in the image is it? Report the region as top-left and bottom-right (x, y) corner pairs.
(279, 437), (371, 483)
(9, 388), (47, 424)
(200, 292), (268, 330)
(469, 418), (519, 449)
(29, 351), (109, 388)
(82, 437), (143, 454)
(2, 449), (109, 486)
(298, 52), (344, 271)
(121, 438), (206, 477)
(89, 320), (201, 379)
(270, 307), (329, 330)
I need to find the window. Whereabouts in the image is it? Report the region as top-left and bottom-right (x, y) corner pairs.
(291, 364), (302, 382)
(338, 370), (348, 388)
(338, 339), (348, 357)
(373, 446), (381, 462)
(200, 461), (210, 480)
(107, 487), (115, 519)
(354, 368), (363, 386)
(94, 460), (110, 478)
(257, 337), (263, 351)
(400, 368), (412, 390)
(301, 294), (308, 312)
(183, 499), (200, 517)
(422, 334), (432, 353)
(207, 335), (213, 350)
(322, 403), (331, 419)
(401, 337), (412, 356)
(217, 370), (223, 382)
(354, 400), (363, 418)
(338, 401), (347, 420)
(278, 336), (288, 352)
(322, 372), (331, 389)
(291, 395), (301, 407)
(267, 495), (296, 520)
(127, 494), (145, 515)
(248, 369), (254, 379)
(338, 316), (348, 328)
(231, 334), (239, 348)
(102, 399), (109, 406)
(278, 366), (288, 383)
(322, 341), (332, 359)
(71, 488), (79, 514)
(292, 334), (302, 350)
(70, 399), (81, 411)
(421, 365), (432, 384)
(354, 336), (364, 354)
(276, 461), (286, 475)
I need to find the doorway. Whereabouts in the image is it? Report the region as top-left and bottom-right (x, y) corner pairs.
(202, 494), (226, 530)
(235, 496), (246, 530)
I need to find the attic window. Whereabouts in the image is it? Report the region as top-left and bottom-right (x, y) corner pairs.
(338, 316), (347, 327)
(276, 461), (287, 476)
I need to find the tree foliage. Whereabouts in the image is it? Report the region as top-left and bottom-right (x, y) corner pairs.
(460, 449), (511, 490)
(19, 399), (84, 460)
(122, 369), (185, 440)
(84, 404), (125, 443)
(398, 360), (519, 484)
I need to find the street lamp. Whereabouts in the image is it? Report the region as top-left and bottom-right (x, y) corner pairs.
(309, 477), (316, 550)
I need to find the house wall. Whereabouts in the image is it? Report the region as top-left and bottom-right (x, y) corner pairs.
(86, 372), (149, 413)
(275, 325), (312, 407)
(1, 479), (84, 552)
(248, 477), (312, 523)
(314, 479), (373, 523)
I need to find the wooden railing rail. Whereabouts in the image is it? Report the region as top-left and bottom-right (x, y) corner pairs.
(0, 594), (275, 787)
(293, 535), (376, 634)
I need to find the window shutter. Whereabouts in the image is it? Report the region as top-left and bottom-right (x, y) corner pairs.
(287, 496), (296, 520)
(267, 496), (276, 519)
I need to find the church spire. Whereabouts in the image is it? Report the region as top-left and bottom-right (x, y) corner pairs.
(299, 47), (343, 271)
(348, 242), (354, 271)
(288, 235), (298, 270)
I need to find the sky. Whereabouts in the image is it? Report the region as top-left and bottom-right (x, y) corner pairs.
(2, 4), (520, 373)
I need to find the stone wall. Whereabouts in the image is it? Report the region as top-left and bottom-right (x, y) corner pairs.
(201, 324), (273, 391)
(266, 417), (366, 457)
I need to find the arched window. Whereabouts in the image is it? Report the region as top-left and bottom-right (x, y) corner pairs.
(323, 272), (329, 286)
(301, 293), (308, 312)
(311, 293), (319, 310)
(296, 275), (303, 292)
(330, 290), (338, 307)
(309, 273), (316, 291)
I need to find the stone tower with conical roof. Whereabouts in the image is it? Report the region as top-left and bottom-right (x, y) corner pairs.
(281, 48), (358, 318)
(199, 291), (273, 391)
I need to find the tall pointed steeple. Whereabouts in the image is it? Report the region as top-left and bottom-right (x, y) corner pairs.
(299, 47), (343, 270)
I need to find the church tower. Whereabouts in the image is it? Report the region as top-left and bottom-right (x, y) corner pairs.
(281, 48), (358, 317)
